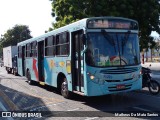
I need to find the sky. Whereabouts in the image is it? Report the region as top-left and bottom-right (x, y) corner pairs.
(0, 0), (54, 37)
(0, 0), (159, 38)
(151, 31), (159, 38)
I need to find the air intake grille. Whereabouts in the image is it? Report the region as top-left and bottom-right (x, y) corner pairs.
(100, 67), (138, 74)
(105, 78), (133, 83)
(108, 88), (131, 92)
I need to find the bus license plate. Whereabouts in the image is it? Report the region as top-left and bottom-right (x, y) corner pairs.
(117, 85), (125, 89)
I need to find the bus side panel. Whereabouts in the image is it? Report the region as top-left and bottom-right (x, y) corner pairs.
(43, 57), (56, 86)
(18, 58), (23, 76)
(26, 58), (38, 81)
(32, 58), (38, 81)
(56, 57), (72, 91)
(43, 57), (73, 91)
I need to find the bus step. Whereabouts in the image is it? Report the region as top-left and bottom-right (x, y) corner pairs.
(39, 82), (45, 86)
(73, 91), (85, 96)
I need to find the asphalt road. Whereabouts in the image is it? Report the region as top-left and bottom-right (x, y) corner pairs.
(0, 67), (160, 120)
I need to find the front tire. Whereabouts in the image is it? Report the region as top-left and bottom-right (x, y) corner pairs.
(148, 80), (160, 95)
(61, 78), (71, 98)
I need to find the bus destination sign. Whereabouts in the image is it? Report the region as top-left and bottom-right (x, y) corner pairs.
(87, 19), (138, 30)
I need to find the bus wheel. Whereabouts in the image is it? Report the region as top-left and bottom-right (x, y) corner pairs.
(13, 70), (17, 76)
(61, 78), (71, 98)
(7, 68), (11, 74)
(27, 70), (33, 85)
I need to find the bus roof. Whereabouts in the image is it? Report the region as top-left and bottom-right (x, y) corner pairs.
(17, 17), (138, 46)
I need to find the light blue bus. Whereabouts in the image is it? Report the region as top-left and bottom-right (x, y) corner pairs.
(17, 17), (142, 98)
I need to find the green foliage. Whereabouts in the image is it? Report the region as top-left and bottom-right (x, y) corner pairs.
(50, 0), (160, 51)
(0, 25), (32, 56)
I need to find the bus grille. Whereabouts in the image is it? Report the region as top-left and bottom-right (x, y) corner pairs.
(100, 67), (138, 74)
(108, 87), (131, 92)
(105, 78), (133, 82)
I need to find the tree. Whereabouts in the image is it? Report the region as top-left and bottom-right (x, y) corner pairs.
(0, 25), (32, 47)
(50, 0), (160, 51)
(0, 25), (32, 56)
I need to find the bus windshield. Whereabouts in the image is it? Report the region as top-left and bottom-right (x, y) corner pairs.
(86, 32), (140, 67)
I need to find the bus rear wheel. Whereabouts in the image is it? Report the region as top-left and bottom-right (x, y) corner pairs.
(61, 78), (71, 98)
(6, 68), (12, 74)
(13, 69), (18, 76)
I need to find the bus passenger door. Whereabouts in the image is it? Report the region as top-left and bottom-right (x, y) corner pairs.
(72, 30), (84, 93)
(38, 41), (44, 82)
(22, 46), (25, 76)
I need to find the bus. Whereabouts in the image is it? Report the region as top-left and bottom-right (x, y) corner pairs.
(17, 17), (142, 98)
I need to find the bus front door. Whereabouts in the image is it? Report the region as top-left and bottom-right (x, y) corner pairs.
(22, 46), (25, 76)
(72, 30), (84, 93)
(38, 41), (45, 82)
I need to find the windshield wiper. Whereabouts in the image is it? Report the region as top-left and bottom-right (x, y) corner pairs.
(101, 29), (116, 53)
(122, 30), (131, 54)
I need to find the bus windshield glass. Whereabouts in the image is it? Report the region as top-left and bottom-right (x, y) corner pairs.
(86, 32), (140, 67)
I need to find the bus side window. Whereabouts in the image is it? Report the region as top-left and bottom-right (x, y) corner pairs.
(45, 36), (55, 56)
(18, 46), (22, 58)
(26, 43), (31, 57)
(31, 41), (37, 57)
(56, 32), (69, 56)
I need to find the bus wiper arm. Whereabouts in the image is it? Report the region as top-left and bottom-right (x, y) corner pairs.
(122, 30), (131, 46)
(101, 29), (116, 52)
(122, 30), (131, 54)
(101, 29), (115, 46)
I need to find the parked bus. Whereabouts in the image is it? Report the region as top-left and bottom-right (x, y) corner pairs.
(17, 17), (142, 98)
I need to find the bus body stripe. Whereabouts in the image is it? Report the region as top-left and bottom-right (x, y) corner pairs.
(33, 58), (38, 80)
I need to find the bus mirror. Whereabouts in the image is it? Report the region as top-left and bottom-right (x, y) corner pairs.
(81, 46), (87, 56)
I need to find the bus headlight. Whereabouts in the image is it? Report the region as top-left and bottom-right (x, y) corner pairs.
(87, 72), (105, 85)
(87, 72), (95, 80)
(90, 75), (95, 80)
